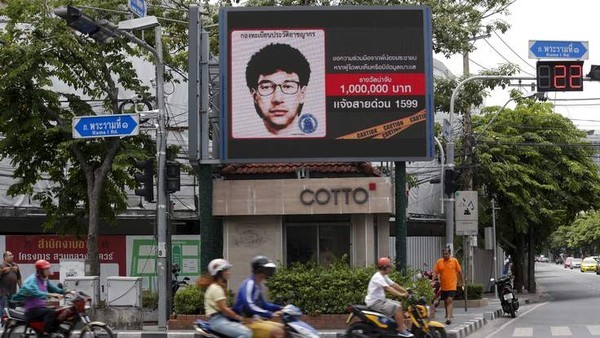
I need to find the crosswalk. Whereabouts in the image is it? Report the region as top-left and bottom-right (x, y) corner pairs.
(507, 325), (600, 336)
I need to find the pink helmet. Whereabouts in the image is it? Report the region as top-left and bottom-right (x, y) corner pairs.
(35, 259), (51, 270)
(377, 257), (392, 269)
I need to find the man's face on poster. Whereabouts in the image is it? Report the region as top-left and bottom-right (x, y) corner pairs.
(252, 70), (306, 134)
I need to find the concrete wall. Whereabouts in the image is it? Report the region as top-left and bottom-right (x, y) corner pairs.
(223, 215), (283, 288)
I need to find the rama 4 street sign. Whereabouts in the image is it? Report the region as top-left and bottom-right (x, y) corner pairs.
(529, 40), (588, 60)
(73, 114), (139, 139)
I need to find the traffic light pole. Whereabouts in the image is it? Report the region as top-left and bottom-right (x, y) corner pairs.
(153, 25), (169, 331)
(445, 75), (535, 255)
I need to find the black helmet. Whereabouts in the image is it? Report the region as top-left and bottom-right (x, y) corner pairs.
(251, 255), (276, 278)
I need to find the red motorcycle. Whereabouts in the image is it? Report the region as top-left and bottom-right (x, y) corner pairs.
(420, 263), (442, 310)
(2, 291), (114, 338)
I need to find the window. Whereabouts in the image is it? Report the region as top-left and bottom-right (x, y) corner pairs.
(285, 220), (350, 266)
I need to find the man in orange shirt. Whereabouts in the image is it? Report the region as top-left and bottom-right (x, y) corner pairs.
(432, 248), (464, 325)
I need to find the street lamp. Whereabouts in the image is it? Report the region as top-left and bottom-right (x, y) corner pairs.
(445, 75), (536, 255)
(54, 8), (169, 330)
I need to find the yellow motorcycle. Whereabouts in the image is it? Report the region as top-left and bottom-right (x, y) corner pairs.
(345, 289), (446, 338)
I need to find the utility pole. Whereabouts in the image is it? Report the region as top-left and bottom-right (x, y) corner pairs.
(445, 75), (536, 287)
(395, 162), (408, 270)
(492, 198), (499, 299)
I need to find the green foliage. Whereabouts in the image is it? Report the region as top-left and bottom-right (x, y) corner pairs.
(266, 262), (433, 315)
(174, 285), (236, 315)
(467, 284), (483, 300)
(473, 100), (600, 288)
(0, 0), (157, 274)
(238, 0), (514, 58)
(172, 265), (433, 315)
(142, 290), (158, 309)
(174, 286), (205, 315)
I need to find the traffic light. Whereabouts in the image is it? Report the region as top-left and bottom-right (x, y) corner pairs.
(134, 159), (154, 202)
(53, 6), (117, 43)
(166, 162), (181, 193)
(588, 65), (600, 81)
(443, 168), (459, 197)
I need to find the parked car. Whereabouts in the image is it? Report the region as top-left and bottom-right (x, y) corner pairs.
(581, 257), (598, 272)
(571, 258), (582, 269)
(564, 256), (575, 268)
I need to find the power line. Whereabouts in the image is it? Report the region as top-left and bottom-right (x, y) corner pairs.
(493, 31), (536, 71)
(483, 38), (535, 77)
(469, 58), (490, 71)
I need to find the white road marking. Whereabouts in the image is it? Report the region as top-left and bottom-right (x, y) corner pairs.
(513, 327), (533, 336)
(550, 326), (572, 336)
(485, 302), (549, 338)
(588, 325), (600, 335)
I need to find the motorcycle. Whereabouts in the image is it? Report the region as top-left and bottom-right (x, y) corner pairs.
(345, 289), (446, 338)
(2, 290), (114, 338)
(492, 275), (519, 318)
(194, 304), (321, 338)
(172, 263), (191, 295)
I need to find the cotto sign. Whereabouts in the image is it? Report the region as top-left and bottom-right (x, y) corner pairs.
(300, 187), (369, 206)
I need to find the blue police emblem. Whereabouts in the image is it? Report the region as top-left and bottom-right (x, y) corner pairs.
(298, 114), (318, 134)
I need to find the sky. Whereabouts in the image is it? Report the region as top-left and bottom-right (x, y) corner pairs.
(436, 0), (600, 130)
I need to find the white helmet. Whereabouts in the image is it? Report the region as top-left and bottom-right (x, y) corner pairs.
(208, 258), (232, 276)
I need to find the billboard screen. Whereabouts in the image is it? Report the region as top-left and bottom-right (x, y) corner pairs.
(220, 6), (434, 162)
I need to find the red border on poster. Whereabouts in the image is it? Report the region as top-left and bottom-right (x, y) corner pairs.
(6, 235), (126, 276)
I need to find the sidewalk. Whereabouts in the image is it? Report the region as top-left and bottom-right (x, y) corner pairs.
(118, 293), (541, 338)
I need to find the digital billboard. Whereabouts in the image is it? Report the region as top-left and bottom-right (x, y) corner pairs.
(220, 6), (434, 162)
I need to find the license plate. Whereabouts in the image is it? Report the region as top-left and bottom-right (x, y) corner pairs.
(503, 293), (514, 300)
(346, 313), (354, 324)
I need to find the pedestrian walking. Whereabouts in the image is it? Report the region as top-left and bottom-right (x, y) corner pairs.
(0, 251), (22, 310)
(432, 248), (464, 325)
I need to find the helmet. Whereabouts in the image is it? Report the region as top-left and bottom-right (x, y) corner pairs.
(208, 258), (232, 277)
(377, 257), (392, 269)
(35, 259), (51, 270)
(251, 255), (276, 278)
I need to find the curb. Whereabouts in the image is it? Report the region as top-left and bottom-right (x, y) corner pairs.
(446, 308), (503, 338)
(118, 308), (508, 338)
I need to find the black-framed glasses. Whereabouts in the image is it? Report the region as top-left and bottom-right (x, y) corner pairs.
(256, 80), (300, 96)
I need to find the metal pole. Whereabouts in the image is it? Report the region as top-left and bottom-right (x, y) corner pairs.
(492, 198), (498, 299)
(446, 75), (536, 259)
(155, 25), (168, 330)
(434, 137), (444, 214)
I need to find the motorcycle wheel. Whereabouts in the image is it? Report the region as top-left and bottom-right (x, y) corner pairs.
(413, 326), (447, 338)
(345, 322), (377, 338)
(3, 322), (36, 338)
(79, 323), (115, 338)
(509, 304), (516, 318)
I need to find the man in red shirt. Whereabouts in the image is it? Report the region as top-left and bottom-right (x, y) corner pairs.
(432, 248), (464, 325)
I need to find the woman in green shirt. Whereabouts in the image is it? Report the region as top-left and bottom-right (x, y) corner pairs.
(199, 259), (252, 338)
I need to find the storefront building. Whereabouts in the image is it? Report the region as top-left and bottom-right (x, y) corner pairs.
(213, 163), (395, 286)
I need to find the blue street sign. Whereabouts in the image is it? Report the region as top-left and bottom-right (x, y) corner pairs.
(528, 40), (588, 60)
(73, 114), (139, 139)
(128, 0), (146, 18)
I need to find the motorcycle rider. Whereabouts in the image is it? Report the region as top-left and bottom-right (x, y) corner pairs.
(11, 260), (66, 337)
(198, 258), (252, 338)
(232, 256), (285, 338)
(365, 257), (413, 338)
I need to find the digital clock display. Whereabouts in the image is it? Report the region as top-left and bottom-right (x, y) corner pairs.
(536, 61), (583, 92)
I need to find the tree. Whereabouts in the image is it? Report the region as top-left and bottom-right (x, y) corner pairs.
(238, 0), (515, 58)
(473, 99), (600, 291)
(0, 0), (160, 275)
